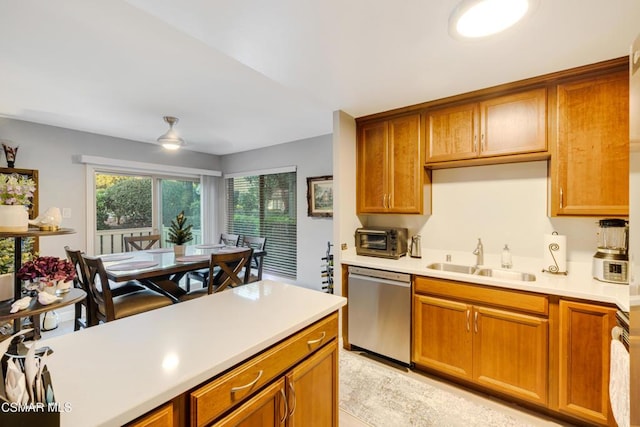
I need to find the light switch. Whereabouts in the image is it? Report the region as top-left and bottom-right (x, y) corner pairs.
(62, 208), (71, 218)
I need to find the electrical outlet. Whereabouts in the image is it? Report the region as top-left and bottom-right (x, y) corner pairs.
(62, 208), (71, 218)
(341, 243), (347, 250)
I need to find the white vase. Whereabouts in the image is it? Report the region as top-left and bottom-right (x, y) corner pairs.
(0, 205), (29, 232)
(56, 280), (72, 295)
(43, 284), (57, 295)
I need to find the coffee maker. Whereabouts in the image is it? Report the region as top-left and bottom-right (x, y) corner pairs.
(592, 218), (629, 284)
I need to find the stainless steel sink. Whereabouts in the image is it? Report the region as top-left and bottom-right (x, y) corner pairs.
(426, 262), (536, 282)
(475, 268), (536, 282)
(425, 263), (478, 274)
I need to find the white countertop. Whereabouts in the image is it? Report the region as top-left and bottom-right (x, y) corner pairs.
(341, 248), (629, 312)
(39, 281), (346, 427)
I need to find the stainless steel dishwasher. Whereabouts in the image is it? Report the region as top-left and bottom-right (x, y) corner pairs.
(348, 266), (411, 365)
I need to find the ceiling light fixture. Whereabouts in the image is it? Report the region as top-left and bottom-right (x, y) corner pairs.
(449, 0), (534, 39)
(157, 116), (185, 150)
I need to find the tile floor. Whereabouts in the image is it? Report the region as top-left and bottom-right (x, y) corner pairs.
(41, 322), (571, 427)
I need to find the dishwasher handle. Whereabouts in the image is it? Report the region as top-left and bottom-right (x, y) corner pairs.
(348, 273), (411, 288)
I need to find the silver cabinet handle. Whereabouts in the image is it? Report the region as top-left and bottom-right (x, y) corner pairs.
(288, 381), (297, 417)
(560, 188), (564, 209)
(481, 134), (485, 152)
(474, 135), (478, 152)
(279, 387), (288, 423)
(466, 310), (470, 332)
(231, 370), (263, 394)
(307, 331), (326, 347)
(474, 312), (479, 333)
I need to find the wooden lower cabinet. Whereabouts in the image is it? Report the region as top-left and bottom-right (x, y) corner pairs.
(413, 293), (548, 405)
(473, 306), (548, 404)
(558, 300), (617, 425)
(212, 340), (338, 427)
(285, 341), (339, 426)
(126, 402), (175, 427)
(413, 294), (473, 379)
(213, 379), (287, 427)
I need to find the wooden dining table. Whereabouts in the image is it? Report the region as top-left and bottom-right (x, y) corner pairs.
(102, 244), (265, 302)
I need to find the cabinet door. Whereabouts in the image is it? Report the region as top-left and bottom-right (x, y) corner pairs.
(426, 103), (478, 163)
(480, 88), (547, 157)
(357, 120), (388, 213)
(412, 294), (473, 379)
(213, 378), (286, 427)
(558, 300), (616, 425)
(472, 306), (548, 405)
(127, 402), (174, 427)
(553, 70), (629, 216)
(388, 114), (423, 213)
(285, 340), (338, 427)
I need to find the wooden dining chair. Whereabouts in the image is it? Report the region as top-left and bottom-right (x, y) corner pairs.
(240, 236), (267, 283)
(81, 255), (173, 323)
(65, 247), (147, 329)
(185, 232), (241, 291)
(220, 233), (240, 246)
(124, 234), (161, 252)
(179, 248), (253, 302)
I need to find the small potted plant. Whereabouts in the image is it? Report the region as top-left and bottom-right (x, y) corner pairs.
(17, 255), (76, 295)
(0, 173), (36, 232)
(167, 211), (193, 256)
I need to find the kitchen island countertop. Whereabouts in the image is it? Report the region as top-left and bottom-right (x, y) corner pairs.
(38, 281), (346, 427)
(341, 248), (628, 311)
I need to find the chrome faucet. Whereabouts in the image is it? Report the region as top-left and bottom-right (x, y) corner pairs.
(473, 238), (484, 267)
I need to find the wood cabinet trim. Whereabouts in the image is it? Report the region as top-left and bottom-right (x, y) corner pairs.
(414, 276), (548, 315)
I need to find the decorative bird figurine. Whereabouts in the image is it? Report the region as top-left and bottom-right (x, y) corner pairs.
(37, 291), (62, 305)
(9, 296), (32, 313)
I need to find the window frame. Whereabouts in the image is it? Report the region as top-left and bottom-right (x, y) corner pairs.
(82, 157), (220, 255)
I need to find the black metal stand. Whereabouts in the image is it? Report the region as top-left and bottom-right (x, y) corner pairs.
(321, 241), (334, 294)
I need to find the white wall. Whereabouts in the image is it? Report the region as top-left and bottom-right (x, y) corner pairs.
(220, 134), (333, 291)
(364, 161), (599, 264)
(332, 110), (359, 296)
(0, 117), (221, 256)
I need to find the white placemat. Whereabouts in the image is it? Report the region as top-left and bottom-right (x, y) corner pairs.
(175, 255), (210, 262)
(145, 248), (173, 253)
(99, 254), (134, 262)
(195, 244), (225, 249)
(106, 261), (159, 271)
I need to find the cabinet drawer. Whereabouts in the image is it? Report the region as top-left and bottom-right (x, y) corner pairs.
(414, 276), (548, 316)
(190, 312), (338, 426)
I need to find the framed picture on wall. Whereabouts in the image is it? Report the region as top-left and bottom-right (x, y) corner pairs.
(307, 175), (333, 217)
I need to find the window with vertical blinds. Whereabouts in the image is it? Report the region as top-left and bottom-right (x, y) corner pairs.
(226, 171), (297, 278)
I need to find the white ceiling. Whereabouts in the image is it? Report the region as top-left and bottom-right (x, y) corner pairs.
(1, 0), (639, 155)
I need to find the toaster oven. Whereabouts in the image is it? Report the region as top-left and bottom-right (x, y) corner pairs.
(355, 227), (408, 259)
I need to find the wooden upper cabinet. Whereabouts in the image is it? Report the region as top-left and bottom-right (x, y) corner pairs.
(479, 88), (547, 157)
(357, 121), (388, 212)
(551, 70), (629, 216)
(357, 113), (426, 214)
(426, 103), (478, 162)
(426, 88), (547, 165)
